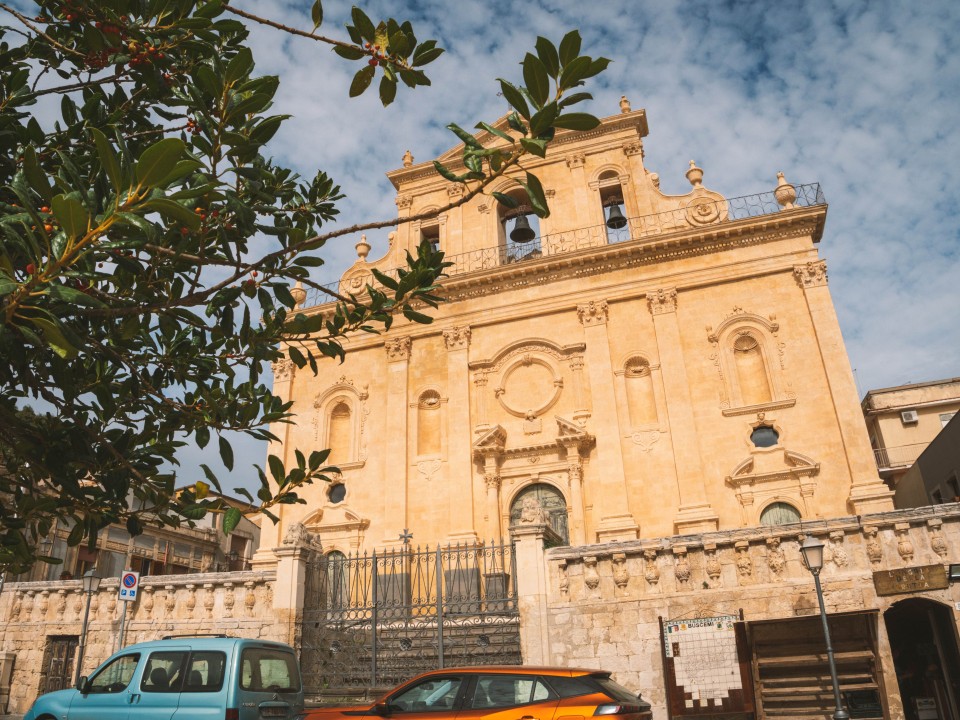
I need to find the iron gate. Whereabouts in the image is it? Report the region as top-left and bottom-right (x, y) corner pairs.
(300, 541), (520, 699)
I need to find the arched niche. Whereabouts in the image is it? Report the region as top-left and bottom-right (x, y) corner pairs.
(313, 377), (369, 469)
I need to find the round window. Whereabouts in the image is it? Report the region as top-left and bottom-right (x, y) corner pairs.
(751, 425), (779, 448)
(328, 483), (346, 504)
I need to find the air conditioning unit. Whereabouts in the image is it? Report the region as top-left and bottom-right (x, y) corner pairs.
(901, 410), (919, 424)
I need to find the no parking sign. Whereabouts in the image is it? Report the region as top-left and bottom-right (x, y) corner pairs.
(118, 570), (140, 602)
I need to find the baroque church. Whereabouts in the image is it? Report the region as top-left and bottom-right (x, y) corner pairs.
(255, 97), (893, 559)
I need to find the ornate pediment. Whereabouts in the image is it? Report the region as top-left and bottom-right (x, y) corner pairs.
(302, 505), (370, 535)
(725, 448), (820, 488)
(473, 424), (507, 459)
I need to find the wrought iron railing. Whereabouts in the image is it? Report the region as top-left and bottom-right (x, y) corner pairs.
(300, 541), (521, 698)
(303, 183), (825, 308)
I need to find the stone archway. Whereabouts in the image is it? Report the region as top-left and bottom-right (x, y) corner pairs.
(885, 598), (960, 720)
(509, 483), (569, 545)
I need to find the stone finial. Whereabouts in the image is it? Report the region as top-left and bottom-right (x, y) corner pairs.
(774, 171), (796, 209)
(685, 160), (703, 188)
(619, 95), (631, 113)
(290, 280), (306, 309)
(402, 149), (414, 167)
(649, 172), (660, 189)
(355, 234), (371, 261)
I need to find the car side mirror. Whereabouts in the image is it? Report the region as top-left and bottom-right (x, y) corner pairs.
(373, 702), (392, 717)
(78, 676), (91, 694)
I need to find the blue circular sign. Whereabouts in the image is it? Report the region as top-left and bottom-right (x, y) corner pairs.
(122, 573), (137, 588)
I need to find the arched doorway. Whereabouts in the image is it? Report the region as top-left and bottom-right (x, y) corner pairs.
(509, 483), (569, 545)
(885, 598), (960, 720)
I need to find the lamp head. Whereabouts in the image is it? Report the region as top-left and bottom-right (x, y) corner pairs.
(82, 568), (102, 593)
(800, 535), (825, 573)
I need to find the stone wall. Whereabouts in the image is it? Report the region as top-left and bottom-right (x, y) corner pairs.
(0, 570), (281, 714)
(515, 504), (960, 720)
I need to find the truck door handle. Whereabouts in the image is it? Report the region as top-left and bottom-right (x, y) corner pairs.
(128, 692), (140, 704)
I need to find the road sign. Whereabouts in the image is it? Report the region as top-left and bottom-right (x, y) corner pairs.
(118, 570), (140, 602)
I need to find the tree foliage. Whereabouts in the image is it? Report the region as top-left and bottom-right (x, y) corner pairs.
(0, 0), (608, 573)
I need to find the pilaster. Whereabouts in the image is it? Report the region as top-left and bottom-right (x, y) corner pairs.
(510, 523), (555, 665)
(577, 300), (639, 541)
(444, 327), (479, 543)
(646, 288), (719, 533)
(793, 261), (894, 513)
(383, 336), (412, 543)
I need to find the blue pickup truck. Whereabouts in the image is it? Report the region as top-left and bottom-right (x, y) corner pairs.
(24, 635), (304, 720)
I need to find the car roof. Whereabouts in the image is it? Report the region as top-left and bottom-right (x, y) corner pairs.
(406, 666), (607, 677)
(114, 637), (293, 653)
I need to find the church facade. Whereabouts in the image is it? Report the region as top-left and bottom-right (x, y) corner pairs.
(255, 98), (893, 561)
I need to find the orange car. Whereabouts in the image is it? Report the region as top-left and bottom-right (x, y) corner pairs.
(302, 666), (652, 720)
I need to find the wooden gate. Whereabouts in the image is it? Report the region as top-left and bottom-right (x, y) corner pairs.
(39, 636), (78, 693)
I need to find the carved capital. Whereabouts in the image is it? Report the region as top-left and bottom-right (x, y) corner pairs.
(623, 140), (644, 157)
(577, 300), (609, 326)
(647, 288), (678, 315)
(385, 336), (412, 362)
(442, 326), (471, 351)
(447, 184), (465, 199)
(272, 358), (296, 383)
(395, 194), (413, 210)
(793, 260), (828, 288)
(565, 152), (586, 169)
(484, 472), (501, 491)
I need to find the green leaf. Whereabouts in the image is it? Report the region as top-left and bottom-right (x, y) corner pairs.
(140, 198), (201, 229)
(433, 161), (461, 183)
(196, 426), (210, 449)
(412, 46), (443, 67)
(497, 80), (530, 120)
(475, 121), (515, 145)
(91, 129), (122, 195)
(351, 6), (376, 43)
(268, 454), (285, 484)
(349, 65), (376, 97)
(25, 316), (78, 358)
(311, 0), (323, 29)
(558, 30), (582, 66)
(379, 76), (397, 107)
(403, 306), (433, 324)
(224, 48), (254, 85)
(535, 37), (560, 79)
(552, 113), (601, 131)
(522, 172), (550, 218)
(520, 137), (548, 158)
(222, 507), (242, 535)
(583, 57), (611, 79)
(218, 435), (234, 471)
(491, 192), (519, 209)
(558, 56), (591, 90)
(23, 146), (53, 203)
(447, 123), (483, 150)
(136, 138), (186, 188)
(522, 53), (550, 108)
(334, 45), (366, 60)
(558, 91), (593, 109)
(309, 449), (331, 471)
(47, 284), (107, 308)
(51, 195), (90, 239)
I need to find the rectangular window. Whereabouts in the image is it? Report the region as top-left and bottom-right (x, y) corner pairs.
(141, 651), (187, 693)
(421, 223), (440, 252)
(183, 651), (227, 693)
(240, 647), (301, 693)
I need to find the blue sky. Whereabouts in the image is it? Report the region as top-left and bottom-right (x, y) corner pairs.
(21, 0), (960, 500)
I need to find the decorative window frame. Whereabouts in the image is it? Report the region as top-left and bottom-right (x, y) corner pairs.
(758, 498), (803, 526)
(409, 385), (449, 461)
(410, 206), (445, 252)
(725, 448), (820, 527)
(504, 477), (571, 540)
(313, 377), (369, 470)
(706, 308), (796, 415)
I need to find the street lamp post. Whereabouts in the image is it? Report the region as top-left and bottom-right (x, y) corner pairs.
(73, 568), (102, 687)
(800, 535), (849, 720)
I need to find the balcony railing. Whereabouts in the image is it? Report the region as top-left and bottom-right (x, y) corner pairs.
(304, 183), (825, 308)
(873, 443), (928, 470)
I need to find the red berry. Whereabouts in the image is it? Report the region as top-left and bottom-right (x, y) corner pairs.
(26, 263), (35, 274)
(368, 58), (378, 66)
(180, 227), (189, 235)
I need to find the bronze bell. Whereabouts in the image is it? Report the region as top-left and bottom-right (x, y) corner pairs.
(509, 214), (536, 243)
(605, 203), (627, 230)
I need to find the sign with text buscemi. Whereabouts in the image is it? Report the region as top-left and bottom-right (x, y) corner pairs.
(873, 564), (947, 597)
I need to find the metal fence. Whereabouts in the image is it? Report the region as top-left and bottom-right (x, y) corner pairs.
(300, 542), (520, 700)
(303, 183), (825, 307)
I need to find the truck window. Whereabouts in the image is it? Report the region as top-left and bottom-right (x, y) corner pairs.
(240, 647), (301, 693)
